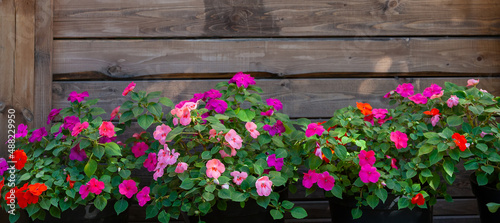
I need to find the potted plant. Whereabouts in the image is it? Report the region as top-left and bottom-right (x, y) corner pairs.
(116, 72), (307, 223)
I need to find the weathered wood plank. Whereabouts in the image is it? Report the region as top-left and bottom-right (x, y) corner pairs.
(53, 0), (500, 38)
(52, 38), (500, 78)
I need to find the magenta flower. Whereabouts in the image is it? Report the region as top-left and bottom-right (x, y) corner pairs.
(71, 122), (89, 137)
(0, 158), (8, 175)
(204, 89), (222, 99)
(136, 186), (151, 207)
(266, 98), (283, 111)
(175, 162), (188, 173)
(47, 108), (62, 125)
(317, 171), (335, 191)
(99, 121), (115, 138)
(69, 144), (87, 161)
(422, 84), (442, 98)
(302, 169), (319, 189)
(260, 109), (274, 117)
(122, 82), (136, 96)
(372, 109), (388, 119)
(390, 131), (408, 149)
(467, 79), (479, 87)
(206, 159), (225, 179)
(68, 91), (89, 103)
(153, 124), (172, 145)
(447, 95), (459, 108)
(359, 165), (381, 183)
(390, 158), (398, 170)
(263, 120), (286, 136)
(267, 154), (284, 172)
(79, 184), (90, 199)
(228, 72), (256, 88)
(15, 124), (28, 138)
(143, 153), (157, 172)
(230, 171), (248, 185)
(409, 93), (428, 104)
(383, 90), (395, 98)
(395, 83), (414, 98)
(225, 129), (243, 150)
(98, 136), (116, 144)
(305, 123), (325, 138)
(119, 179), (138, 199)
(63, 116), (80, 130)
(29, 127), (47, 143)
(358, 150), (376, 167)
(110, 106), (121, 121)
(206, 99), (228, 114)
(256, 176), (273, 196)
(131, 142), (148, 158)
(245, 122), (260, 139)
(87, 178), (105, 194)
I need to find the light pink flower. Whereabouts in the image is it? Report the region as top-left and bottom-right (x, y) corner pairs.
(219, 147), (237, 158)
(157, 147), (180, 166)
(99, 121), (115, 138)
(480, 131), (494, 138)
(221, 183), (229, 189)
(230, 171), (248, 185)
(395, 83), (414, 98)
(467, 79), (479, 87)
(447, 95), (459, 108)
(122, 82), (136, 96)
(390, 131), (408, 149)
(111, 106), (121, 120)
(256, 176), (273, 196)
(119, 180), (138, 199)
(479, 89), (488, 93)
(409, 93), (428, 104)
(245, 122), (260, 139)
(175, 162), (188, 173)
(153, 124), (172, 145)
(225, 129), (243, 150)
(359, 165), (380, 183)
(305, 123), (325, 138)
(317, 171), (335, 191)
(302, 169), (319, 188)
(153, 168), (164, 180)
(430, 90), (444, 99)
(136, 186), (151, 207)
(422, 84), (442, 98)
(431, 115), (440, 127)
(71, 122), (89, 137)
(131, 142), (148, 158)
(206, 159), (225, 179)
(358, 150), (376, 167)
(267, 154), (284, 172)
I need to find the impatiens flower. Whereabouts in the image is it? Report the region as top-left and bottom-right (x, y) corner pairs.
(467, 79), (479, 87)
(71, 121), (89, 137)
(422, 84), (442, 98)
(447, 95), (459, 108)
(29, 127), (47, 143)
(69, 144), (87, 161)
(423, 108), (440, 116)
(111, 106), (121, 120)
(411, 193), (425, 206)
(63, 116), (80, 130)
(452, 133), (467, 151)
(383, 90), (395, 98)
(390, 158), (398, 170)
(267, 154), (284, 172)
(479, 89), (488, 93)
(157, 147), (180, 166)
(317, 171), (335, 191)
(209, 129), (219, 139)
(66, 174), (76, 189)
(79, 185), (90, 199)
(266, 98), (283, 111)
(263, 120), (286, 136)
(430, 115), (440, 127)
(175, 162), (188, 173)
(143, 153), (157, 172)
(222, 183), (230, 189)
(136, 186), (151, 207)
(230, 171), (248, 185)
(122, 82), (136, 96)
(219, 147), (237, 158)
(68, 91), (89, 103)
(245, 122), (260, 139)
(87, 178), (105, 194)
(314, 142), (331, 162)
(12, 150), (27, 170)
(359, 165), (381, 183)
(131, 142), (149, 158)
(356, 102), (372, 115)
(409, 93), (428, 104)
(99, 121), (115, 138)
(358, 150), (376, 167)
(372, 109), (388, 119)
(256, 176), (273, 196)
(480, 131), (494, 138)
(15, 124), (28, 138)
(119, 180), (138, 199)
(260, 109), (274, 117)
(28, 183), (47, 196)
(390, 131), (408, 149)
(153, 168), (164, 181)
(225, 129), (243, 150)
(47, 108), (62, 125)
(302, 169), (319, 188)
(228, 72), (256, 88)
(430, 90), (444, 99)
(0, 158), (8, 175)
(98, 136), (116, 144)
(206, 99), (227, 114)
(206, 159), (225, 179)
(153, 124), (172, 145)
(305, 123), (325, 138)
(395, 83), (414, 98)
(133, 131), (147, 140)
(204, 89), (222, 99)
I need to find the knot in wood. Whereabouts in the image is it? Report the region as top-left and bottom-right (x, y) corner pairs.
(476, 56), (483, 62)
(0, 101), (5, 112)
(388, 0), (398, 8)
(22, 108), (33, 122)
(107, 65), (122, 76)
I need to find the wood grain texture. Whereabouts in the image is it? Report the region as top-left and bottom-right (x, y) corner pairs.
(52, 38), (500, 78)
(53, 0), (500, 38)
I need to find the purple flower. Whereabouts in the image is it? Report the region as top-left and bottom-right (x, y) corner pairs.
(206, 99), (227, 114)
(204, 89), (222, 100)
(67, 91), (89, 103)
(29, 127), (47, 143)
(190, 93), (205, 103)
(422, 84), (442, 98)
(15, 124), (28, 138)
(98, 136), (116, 144)
(267, 154), (284, 172)
(69, 144), (87, 161)
(63, 116), (80, 130)
(47, 108), (62, 125)
(266, 98), (283, 111)
(228, 72), (256, 88)
(263, 120), (286, 136)
(395, 83), (414, 98)
(0, 158), (8, 175)
(409, 93), (428, 104)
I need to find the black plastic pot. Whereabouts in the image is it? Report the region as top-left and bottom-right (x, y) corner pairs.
(470, 173), (500, 223)
(30, 200), (128, 223)
(329, 195), (433, 223)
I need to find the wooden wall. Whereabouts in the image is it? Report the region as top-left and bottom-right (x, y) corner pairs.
(1, 0), (499, 222)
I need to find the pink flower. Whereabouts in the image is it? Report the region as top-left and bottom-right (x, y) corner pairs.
(372, 109), (388, 119)
(206, 99), (227, 114)
(256, 176), (273, 196)
(230, 171), (248, 185)
(157, 147), (180, 166)
(136, 186), (151, 207)
(0, 158), (8, 175)
(228, 72), (256, 88)
(119, 180), (138, 199)
(431, 115), (440, 127)
(267, 154), (284, 172)
(479, 89), (488, 93)
(317, 171), (335, 191)
(153, 124), (172, 145)
(266, 98), (283, 111)
(206, 159), (225, 179)
(260, 109), (274, 117)
(15, 124), (28, 138)
(99, 121), (115, 138)
(29, 127), (47, 143)
(219, 147), (237, 158)
(131, 142), (148, 158)
(480, 131), (494, 138)
(209, 129), (219, 139)
(409, 93), (428, 104)
(153, 168), (164, 180)
(63, 116), (80, 130)
(447, 95), (459, 108)
(358, 150), (376, 167)
(47, 108), (62, 125)
(263, 120), (286, 136)
(359, 165), (381, 183)
(175, 162), (188, 173)
(305, 123), (325, 138)
(390, 131), (408, 149)
(395, 83), (414, 98)
(467, 79), (479, 87)
(245, 122), (260, 139)
(122, 82), (136, 96)
(86, 178), (105, 195)
(204, 89), (222, 100)
(225, 129), (243, 150)
(430, 90), (444, 99)
(422, 84), (442, 98)
(390, 158), (398, 170)
(68, 91), (89, 103)
(143, 153), (157, 172)
(79, 184), (90, 199)
(302, 169), (319, 188)
(111, 106), (121, 120)
(71, 122), (89, 137)
(69, 144), (87, 161)
(383, 90), (395, 98)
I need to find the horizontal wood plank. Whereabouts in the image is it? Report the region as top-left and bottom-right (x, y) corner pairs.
(53, 0), (500, 38)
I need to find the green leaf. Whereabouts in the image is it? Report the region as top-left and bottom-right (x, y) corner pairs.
(469, 105), (484, 115)
(447, 116), (463, 127)
(132, 106), (145, 117)
(476, 143), (488, 152)
(367, 195), (379, 209)
(114, 199), (129, 215)
(270, 209), (284, 220)
(237, 109), (255, 122)
(180, 178), (195, 190)
(147, 103), (163, 117)
(92, 145), (105, 159)
(351, 208), (362, 219)
(119, 111), (134, 123)
(119, 169), (131, 179)
(398, 198), (409, 209)
(486, 202), (500, 213)
(202, 192), (215, 201)
(49, 206), (61, 219)
(291, 207), (308, 219)
(256, 196), (271, 209)
(137, 114), (154, 130)
(418, 144), (434, 156)
(231, 191), (248, 202)
(158, 210), (170, 223)
(481, 166), (495, 175)
(165, 127), (185, 142)
(201, 151), (211, 160)
(145, 205), (160, 219)
(84, 159), (98, 177)
(308, 156), (322, 170)
(375, 188), (388, 203)
(476, 172), (488, 186)
(334, 145), (347, 160)
(94, 195), (107, 211)
(90, 107), (106, 116)
(281, 200), (294, 209)
(443, 159), (455, 177)
(159, 97), (173, 107)
(322, 147), (333, 161)
(104, 142), (122, 156)
(218, 188), (231, 199)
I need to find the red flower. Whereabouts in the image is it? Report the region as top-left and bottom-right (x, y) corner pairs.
(28, 183), (47, 196)
(356, 102), (372, 116)
(452, 133), (467, 151)
(0, 178), (4, 192)
(11, 150), (27, 170)
(423, 108), (440, 116)
(67, 174), (76, 189)
(411, 193), (425, 206)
